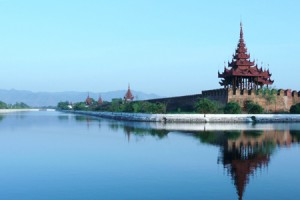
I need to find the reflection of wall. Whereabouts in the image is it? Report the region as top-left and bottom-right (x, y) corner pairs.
(227, 130), (293, 151)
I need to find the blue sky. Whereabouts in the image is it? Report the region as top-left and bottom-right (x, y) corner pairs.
(0, 0), (299, 96)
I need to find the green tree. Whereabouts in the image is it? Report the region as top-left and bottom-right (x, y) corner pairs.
(12, 102), (30, 109)
(224, 102), (242, 114)
(57, 101), (71, 110)
(194, 98), (218, 114)
(73, 102), (88, 110)
(290, 103), (300, 114)
(120, 102), (134, 112)
(131, 102), (166, 114)
(245, 100), (264, 114)
(110, 98), (123, 112)
(95, 101), (111, 111)
(0, 101), (8, 109)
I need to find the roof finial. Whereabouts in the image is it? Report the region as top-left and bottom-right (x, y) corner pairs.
(240, 21), (244, 40)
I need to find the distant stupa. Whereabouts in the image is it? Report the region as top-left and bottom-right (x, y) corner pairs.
(124, 84), (134, 102)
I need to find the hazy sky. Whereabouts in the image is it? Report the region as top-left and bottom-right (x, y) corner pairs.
(0, 0), (299, 96)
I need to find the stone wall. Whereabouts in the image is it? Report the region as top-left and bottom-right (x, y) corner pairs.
(226, 88), (300, 112)
(147, 94), (203, 112)
(145, 88), (300, 113)
(202, 88), (228, 106)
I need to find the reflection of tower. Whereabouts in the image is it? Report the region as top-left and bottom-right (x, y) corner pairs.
(195, 130), (283, 200)
(124, 126), (131, 142)
(86, 117), (90, 129)
(220, 145), (270, 200)
(219, 129), (293, 200)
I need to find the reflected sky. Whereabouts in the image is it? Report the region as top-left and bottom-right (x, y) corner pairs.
(0, 111), (299, 200)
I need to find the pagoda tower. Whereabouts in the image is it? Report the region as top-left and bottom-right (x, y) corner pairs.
(124, 84), (134, 102)
(218, 22), (274, 91)
(97, 95), (103, 105)
(85, 93), (92, 105)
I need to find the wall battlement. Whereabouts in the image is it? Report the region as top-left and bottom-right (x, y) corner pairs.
(203, 88), (300, 112)
(203, 88), (300, 97)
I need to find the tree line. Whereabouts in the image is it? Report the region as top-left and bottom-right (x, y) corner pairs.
(57, 87), (300, 114)
(0, 101), (31, 109)
(57, 98), (269, 114)
(57, 99), (167, 114)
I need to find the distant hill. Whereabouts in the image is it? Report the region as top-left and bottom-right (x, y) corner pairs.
(0, 89), (161, 107)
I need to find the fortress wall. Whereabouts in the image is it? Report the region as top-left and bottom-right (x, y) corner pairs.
(142, 88), (300, 113)
(201, 88), (228, 106)
(227, 88), (300, 112)
(146, 94), (203, 112)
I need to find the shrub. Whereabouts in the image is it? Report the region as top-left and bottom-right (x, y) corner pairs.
(194, 98), (218, 114)
(224, 102), (241, 114)
(245, 100), (264, 114)
(131, 102), (166, 114)
(290, 103), (300, 114)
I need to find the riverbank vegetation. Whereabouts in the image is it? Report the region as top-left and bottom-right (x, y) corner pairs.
(57, 99), (166, 114)
(290, 103), (300, 114)
(224, 102), (242, 114)
(57, 98), (265, 114)
(0, 101), (31, 109)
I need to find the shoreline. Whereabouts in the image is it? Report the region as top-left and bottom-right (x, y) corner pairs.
(0, 109), (40, 113)
(62, 110), (300, 123)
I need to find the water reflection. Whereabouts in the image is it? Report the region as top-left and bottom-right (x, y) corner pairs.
(1, 112), (300, 199)
(51, 114), (300, 200)
(72, 115), (102, 129)
(106, 122), (170, 139)
(0, 115), (4, 122)
(123, 126), (169, 139)
(57, 115), (69, 121)
(108, 121), (299, 200)
(195, 130), (280, 200)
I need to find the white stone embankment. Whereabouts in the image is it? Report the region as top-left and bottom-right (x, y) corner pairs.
(0, 109), (40, 113)
(64, 110), (300, 123)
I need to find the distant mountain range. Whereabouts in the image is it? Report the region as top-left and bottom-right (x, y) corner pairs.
(0, 89), (161, 107)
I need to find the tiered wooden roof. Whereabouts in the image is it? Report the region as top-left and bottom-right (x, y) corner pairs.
(218, 23), (274, 90)
(124, 85), (134, 102)
(85, 93), (92, 105)
(98, 95), (103, 105)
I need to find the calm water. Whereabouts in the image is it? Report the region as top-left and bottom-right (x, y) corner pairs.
(0, 112), (300, 200)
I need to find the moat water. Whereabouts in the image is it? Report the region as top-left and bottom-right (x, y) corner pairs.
(0, 111), (300, 200)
